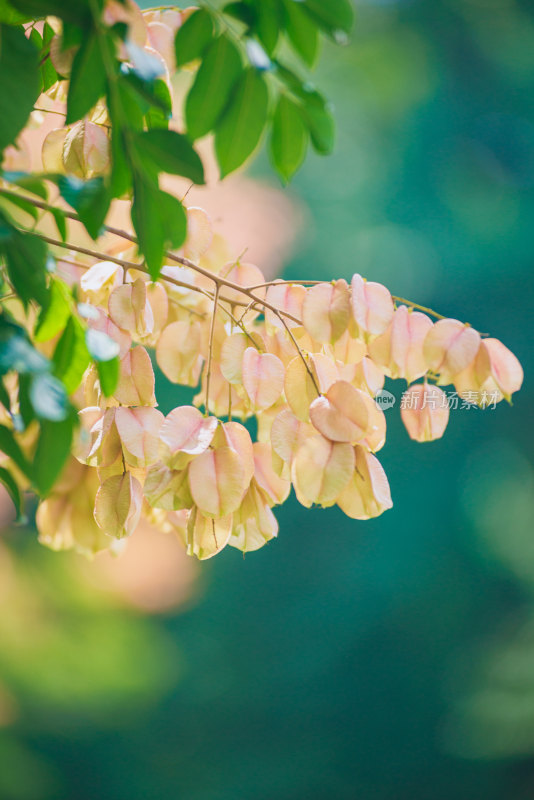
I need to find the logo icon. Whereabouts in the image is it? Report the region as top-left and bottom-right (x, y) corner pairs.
(375, 389), (396, 411)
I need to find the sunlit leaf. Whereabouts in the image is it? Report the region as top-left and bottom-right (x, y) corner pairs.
(215, 67), (268, 177)
(270, 94), (308, 182)
(185, 34), (242, 140)
(0, 25), (40, 153)
(174, 7), (214, 68)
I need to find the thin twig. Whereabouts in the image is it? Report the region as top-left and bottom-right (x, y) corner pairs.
(204, 284), (220, 416)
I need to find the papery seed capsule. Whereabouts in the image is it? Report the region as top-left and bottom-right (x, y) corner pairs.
(351, 273), (394, 336)
(160, 406), (218, 460)
(302, 279), (351, 344)
(291, 434), (355, 508)
(368, 304), (432, 382)
(423, 319), (480, 384)
(113, 346), (156, 406)
(94, 472), (143, 539)
(115, 406), (164, 468)
(309, 381), (370, 443)
(188, 446), (247, 517)
(242, 347), (285, 409)
(108, 278), (154, 340)
(336, 447), (392, 520)
(182, 507), (233, 560)
(156, 319), (202, 385)
(400, 383), (449, 442)
(81, 261), (124, 306)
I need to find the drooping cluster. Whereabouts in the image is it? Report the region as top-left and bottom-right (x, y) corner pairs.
(35, 210), (523, 559)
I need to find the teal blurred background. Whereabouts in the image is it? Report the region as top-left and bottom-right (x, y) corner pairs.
(2, 0), (534, 797)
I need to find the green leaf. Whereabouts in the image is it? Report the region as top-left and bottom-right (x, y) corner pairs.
(144, 79), (173, 129)
(125, 40), (165, 82)
(215, 67), (268, 177)
(33, 414), (75, 496)
(185, 34), (242, 140)
(0, 1), (32, 24)
(66, 31), (107, 125)
(158, 190), (188, 251)
(37, 21), (59, 92)
(57, 176), (110, 239)
(223, 2), (255, 28)
(96, 356), (119, 397)
(2, 171), (48, 199)
(0, 25), (40, 153)
(107, 96), (132, 199)
(254, 0), (282, 56)
(0, 377), (10, 410)
(0, 319), (49, 374)
(121, 72), (171, 118)
(0, 224), (48, 307)
(10, 0), (91, 26)
(131, 178), (187, 280)
(17, 373), (34, 428)
(50, 206), (67, 241)
(275, 65), (335, 154)
(174, 7), (214, 68)
(52, 316), (90, 395)
(30, 372), (69, 421)
(134, 129), (205, 184)
(34, 279), (72, 342)
(0, 424), (31, 478)
(302, 93), (335, 154)
(302, 0), (354, 40)
(283, 0), (319, 68)
(85, 328), (120, 361)
(270, 94), (308, 182)
(0, 465), (22, 519)
(0, 192), (38, 221)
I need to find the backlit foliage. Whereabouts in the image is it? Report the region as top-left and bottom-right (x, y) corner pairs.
(0, 0), (523, 559)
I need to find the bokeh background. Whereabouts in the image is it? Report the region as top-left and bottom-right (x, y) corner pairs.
(1, 0), (534, 797)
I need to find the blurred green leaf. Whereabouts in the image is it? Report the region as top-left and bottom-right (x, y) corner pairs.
(283, 0), (319, 67)
(144, 80), (173, 129)
(0, 223), (48, 307)
(0, 465), (21, 518)
(0, 319), (49, 374)
(33, 413), (75, 495)
(302, 0), (354, 39)
(66, 31), (107, 125)
(2, 171), (47, 199)
(30, 371), (69, 421)
(0, 1), (32, 24)
(174, 7), (214, 68)
(0, 423), (31, 477)
(0, 192), (38, 221)
(270, 94), (308, 182)
(302, 93), (335, 155)
(34, 279), (72, 343)
(52, 316), (90, 395)
(134, 129), (205, 184)
(223, 2), (255, 28)
(50, 206), (67, 241)
(17, 372), (35, 428)
(57, 176), (110, 239)
(254, 0), (282, 56)
(0, 25), (40, 154)
(97, 356), (119, 397)
(185, 34), (242, 140)
(215, 67), (268, 177)
(85, 329), (119, 362)
(125, 40), (165, 82)
(10, 0), (91, 25)
(131, 177), (187, 279)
